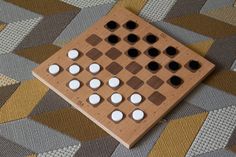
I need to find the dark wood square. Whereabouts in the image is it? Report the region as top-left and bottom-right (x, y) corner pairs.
(125, 61), (142, 74)
(105, 47), (122, 60)
(146, 76), (164, 89)
(148, 91), (166, 106)
(86, 48), (103, 60)
(126, 76), (144, 90)
(105, 62), (123, 75)
(86, 34), (102, 46)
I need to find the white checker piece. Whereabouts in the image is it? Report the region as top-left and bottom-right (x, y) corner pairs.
(89, 94), (101, 105)
(89, 79), (101, 89)
(130, 93), (142, 104)
(68, 49), (79, 60)
(89, 63), (101, 74)
(132, 109), (145, 121)
(69, 64), (80, 75)
(111, 93), (123, 104)
(68, 79), (80, 90)
(48, 64), (60, 75)
(108, 77), (120, 88)
(111, 110), (124, 122)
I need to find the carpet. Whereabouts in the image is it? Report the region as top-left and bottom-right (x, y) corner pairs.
(0, 0), (235, 157)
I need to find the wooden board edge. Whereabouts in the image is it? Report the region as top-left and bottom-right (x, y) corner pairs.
(32, 70), (133, 148)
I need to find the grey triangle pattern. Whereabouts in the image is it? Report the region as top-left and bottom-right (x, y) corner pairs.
(153, 20), (211, 44)
(61, 0), (116, 8)
(230, 60), (236, 71)
(111, 122), (167, 157)
(0, 118), (80, 153)
(74, 136), (119, 157)
(15, 10), (79, 50)
(185, 84), (236, 111)
(194, 149), (236, 157)
(200, 0), (235, 13)
(30, 90), (71, 116)
(0, 83), (20, 108)
(226, 126), (236, 147)
(53, 3), (115, 47)
(0, 53), (37, 81)
(165, 0), (207, 19)
(0, 17), (42, 54)
(206, 35), (236, 70)
(0, 135), (35, 157)
(37, 144), (80, 157)
(0, 1), (41, 23)
(164, 102), (206, 121)
(185, 105), (236, 157)
(139, 0), (177, 22)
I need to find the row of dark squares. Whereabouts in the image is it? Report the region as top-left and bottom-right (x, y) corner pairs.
(85, 47), (201, 74)
(86, 46), (175, 61)
(86, 33), (159, 47)
(86, 34), (182, 59)
(106, 60), (200, 76)
(126, 75), (183, 90)
(64, 58), (200, 85)
(56, 62), (183, 91)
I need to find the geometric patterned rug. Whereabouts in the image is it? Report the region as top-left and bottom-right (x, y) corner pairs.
(0, 0), (235, 156)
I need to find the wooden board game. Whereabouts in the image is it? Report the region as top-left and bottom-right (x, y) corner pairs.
(32, 7), (215, 148)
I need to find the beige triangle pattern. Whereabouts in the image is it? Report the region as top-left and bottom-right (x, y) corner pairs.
(0, 73), (19, 88)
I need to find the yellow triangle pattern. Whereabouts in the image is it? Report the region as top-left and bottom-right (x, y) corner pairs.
(112, 0), (148, 14)
(148, 112), (208, 157)
(187, 39), (214, 57)
(0, 79), (48, 123)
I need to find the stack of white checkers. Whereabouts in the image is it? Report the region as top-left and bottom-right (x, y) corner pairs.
(48, 49), (145, 122)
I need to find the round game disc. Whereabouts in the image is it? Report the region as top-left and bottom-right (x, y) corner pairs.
(68, 79), (80, 90)
(89, 94), (101, 105)
(89, 79), (101, 89)
(130, 93), (142, 104)
(132, 109), (144, 121)
(108, 77), (120, 88)
(111, 93), (122, 104)
(69, 64), (80, 75)
(111, 110), (123, 122)
(48, 64), (60, 75)
(68, 49), (79, 60)
(89, 63), (100, 74)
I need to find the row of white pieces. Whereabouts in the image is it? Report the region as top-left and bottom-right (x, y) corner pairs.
(111, 109), (145, 122)
(89, 92), (142, 105)
(66, 79), (142, 105)
(89, 77), (121, 89)
(48, 63), (101, 75)
(48, 64), (121, 89)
